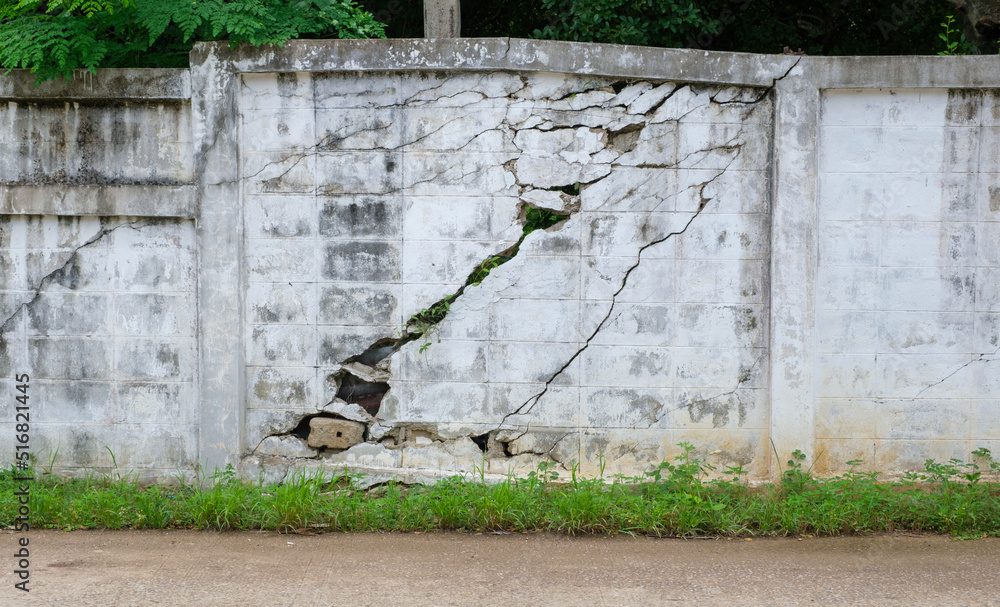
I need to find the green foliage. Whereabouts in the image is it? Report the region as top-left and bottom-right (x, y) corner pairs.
(0, 0), (385, 83)
(523, 206), (570, 235)
(4, 444), (1000, 537)
(937, 14), (976, 56)
(356, 0), (551, 39)
(465, 208), (569, 286)
(468, 256), (504, 287)
(534, 0), (720, 47)
(521, 0), (956, 56)
(407, 297), (452, 353)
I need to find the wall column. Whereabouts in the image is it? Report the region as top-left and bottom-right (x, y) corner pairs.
(190, 43), (244, 478)
(768, 64), (820, 477)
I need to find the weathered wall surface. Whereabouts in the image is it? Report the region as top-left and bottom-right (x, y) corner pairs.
(0, 41), (997, 482)
(239, 70), (772, 481)
(812, 88), (1000, 472)
(0, 71), (198, 480)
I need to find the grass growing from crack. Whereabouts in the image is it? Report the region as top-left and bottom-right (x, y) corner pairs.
(4, 444), (1000, 537)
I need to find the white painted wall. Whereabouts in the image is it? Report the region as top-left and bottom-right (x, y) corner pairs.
(813, 88), (1000, 473)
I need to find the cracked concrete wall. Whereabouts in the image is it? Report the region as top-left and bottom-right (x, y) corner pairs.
(238, 67), (776, 482)
(2, 42), (999, 483)
(0, 70), (198, 481)
(0, 217), (199, 478)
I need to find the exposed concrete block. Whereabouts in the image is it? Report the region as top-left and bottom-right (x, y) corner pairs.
(320, 241), (401, 282)
(257, 435), (319, 458)
(319, 197), (402, 239)
(307, 418), (366, 449)
(247, 366), (315, 410)
(318, 284), (400, 326)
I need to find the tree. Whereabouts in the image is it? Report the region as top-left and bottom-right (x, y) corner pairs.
(946, 0), (1000, 52)
(524, 0), (958, 56)
(533, 0), (721, 47)
(0, 0), (385, 83)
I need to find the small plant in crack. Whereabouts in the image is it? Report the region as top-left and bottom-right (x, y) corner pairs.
(465, 207), (570, 286)
(469, 255), (505, 286)
(400, 205), (571, 351)
(523, 206), (570, 235)
(407, 298), (453, 353)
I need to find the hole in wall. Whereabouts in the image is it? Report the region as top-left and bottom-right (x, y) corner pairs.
(343, 337), (400, 367)
(335, 373), (390, 416)
(471, 433), (490, 453)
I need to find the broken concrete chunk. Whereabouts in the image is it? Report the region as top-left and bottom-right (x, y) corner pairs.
(341, 361), (391, 383)
(307, 418), (366, 449)
(319, 398), (372, 423)
(256, 435), (319, 459)
(627, 83), (678, 115)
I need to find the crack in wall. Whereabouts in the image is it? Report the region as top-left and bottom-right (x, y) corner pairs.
(487, 76), (782, 443)
(913, 345), (1000, 399)
(247, 71), (781, 466)
(256, 203), (574, 454)
(640, 353), (766, 430)
(505, 174), (740, 447)
(243, 75), (772, 194)
(495, 157), (738, 441)
(0, 219), (148, 337)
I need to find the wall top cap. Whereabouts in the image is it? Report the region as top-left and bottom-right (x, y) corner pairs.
(190, 38), (800, 88)
(0, 68), (191, 101)
(190, 38), (1000, 89)
(5, 38), (999, 99)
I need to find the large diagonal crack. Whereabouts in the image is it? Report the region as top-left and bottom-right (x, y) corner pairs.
(248, 72), (783, 463)
(0, 219), (148, 336)
(256, 205), (575, 453)
(496, 150), (743, 439)
(489, 71), (786, 441)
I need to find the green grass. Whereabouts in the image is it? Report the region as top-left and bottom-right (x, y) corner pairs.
(4, 444), (1000, 537)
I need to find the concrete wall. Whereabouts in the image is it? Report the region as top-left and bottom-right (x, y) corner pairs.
(812, 88), (1000, 472)
(0, 71), (198, 479)
(1, 40), (997, 483)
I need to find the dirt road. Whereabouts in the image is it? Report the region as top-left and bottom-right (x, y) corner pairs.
(1, 530), (998, 606)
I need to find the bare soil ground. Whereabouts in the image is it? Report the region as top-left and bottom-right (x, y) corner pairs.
(1, 530), (999, 606)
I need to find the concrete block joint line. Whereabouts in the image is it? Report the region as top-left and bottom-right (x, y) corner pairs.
(0, 38), (998, 485)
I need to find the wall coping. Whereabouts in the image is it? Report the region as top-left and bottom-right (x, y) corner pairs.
(0, 68), (190, 101)
(3, 40), (999, 99)
(191, 38), (799, 87)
